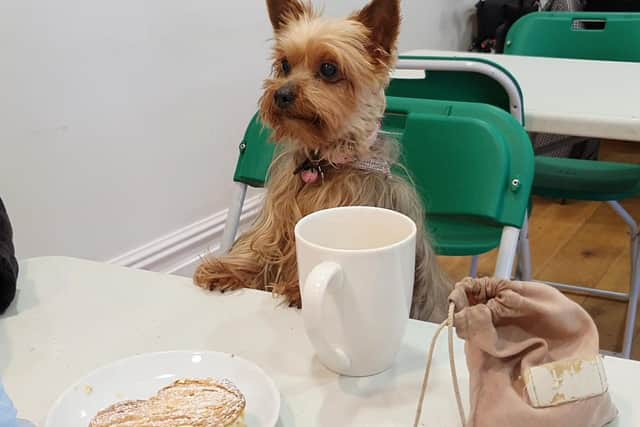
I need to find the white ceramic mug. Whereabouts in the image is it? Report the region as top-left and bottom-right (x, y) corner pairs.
(294, 206), (416, 377)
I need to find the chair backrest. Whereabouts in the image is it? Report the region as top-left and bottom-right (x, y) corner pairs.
(505, 12), (640, 61)
(388, 56), (524, 125)
(385, 96), (534, 229)
(387, 70), (510, 113)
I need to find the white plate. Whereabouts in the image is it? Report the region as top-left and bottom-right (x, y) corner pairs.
(45, 351), (280, 427)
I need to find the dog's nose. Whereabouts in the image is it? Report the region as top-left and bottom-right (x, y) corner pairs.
(274, 85), (297, 109)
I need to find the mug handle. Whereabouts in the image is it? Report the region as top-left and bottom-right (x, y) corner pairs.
(302, 261), (351, 372)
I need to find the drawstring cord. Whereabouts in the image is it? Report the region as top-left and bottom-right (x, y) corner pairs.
(413, 303), (466, 427)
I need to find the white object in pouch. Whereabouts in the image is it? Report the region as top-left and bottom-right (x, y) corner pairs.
(524, 355), (608, 408)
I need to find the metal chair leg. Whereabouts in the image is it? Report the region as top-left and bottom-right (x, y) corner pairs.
(608, 201), (639, 282)
(494, 226), (521, 279)
(606, 201), (639, 358)
(220, 182), (248, 255)
(621, 246), (640, 358)
(470, 256), (480, 278)
(517, 210), (532, 281)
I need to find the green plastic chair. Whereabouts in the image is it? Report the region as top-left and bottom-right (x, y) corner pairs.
(504, 12), (640, 62)
(221, 97), (534, 281)
(385, 97), (534, 278)
(388, 56), (531, 278)
(504, 11), (640, 358)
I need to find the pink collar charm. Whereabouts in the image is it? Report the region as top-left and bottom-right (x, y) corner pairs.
(293, 155), (327, 185)
(301, 168), (320, 184)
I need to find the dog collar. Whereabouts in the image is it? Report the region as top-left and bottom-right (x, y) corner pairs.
(294, 124), (390, 184)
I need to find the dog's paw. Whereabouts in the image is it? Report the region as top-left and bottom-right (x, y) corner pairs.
(193, 260), (244, 293)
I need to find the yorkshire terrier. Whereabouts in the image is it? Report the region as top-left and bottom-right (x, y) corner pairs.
(194, 0), (450, 322)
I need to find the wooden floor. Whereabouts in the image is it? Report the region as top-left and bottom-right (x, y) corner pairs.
(437, 141), (640, 358)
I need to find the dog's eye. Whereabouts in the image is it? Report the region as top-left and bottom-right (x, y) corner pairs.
(281, 59), (291, 76)
(319, 63), (339, 81)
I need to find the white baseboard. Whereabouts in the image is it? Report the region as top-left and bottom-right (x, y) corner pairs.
(108, 195), (264, 277)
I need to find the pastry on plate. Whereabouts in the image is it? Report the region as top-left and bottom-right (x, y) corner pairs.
(88, 378), (246, 427)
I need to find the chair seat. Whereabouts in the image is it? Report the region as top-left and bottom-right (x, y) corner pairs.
(428, 217), (503, 257)
(533, 157), (640, 201)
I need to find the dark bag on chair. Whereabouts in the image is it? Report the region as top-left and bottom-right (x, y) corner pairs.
(472, 0), (540, 53)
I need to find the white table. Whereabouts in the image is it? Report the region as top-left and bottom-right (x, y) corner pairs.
(2, 257), (639, 426)
(396, 49), (640, 142)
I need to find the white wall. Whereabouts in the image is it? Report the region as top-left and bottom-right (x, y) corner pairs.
(0, 0), (476, 267)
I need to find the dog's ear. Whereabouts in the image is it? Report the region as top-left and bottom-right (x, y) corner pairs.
(266, 0), (307, 31)
(353, 0), (401, 59)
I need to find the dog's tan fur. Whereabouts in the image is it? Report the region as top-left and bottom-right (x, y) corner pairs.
(194, 0), (450, 322)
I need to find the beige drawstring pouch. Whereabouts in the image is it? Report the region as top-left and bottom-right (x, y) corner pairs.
(414, 277), (618, 427)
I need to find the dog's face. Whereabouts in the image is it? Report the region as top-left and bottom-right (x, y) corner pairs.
(260, 0), (400, 156)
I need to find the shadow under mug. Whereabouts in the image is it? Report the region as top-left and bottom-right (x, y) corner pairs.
(295, 206), (417, 377)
